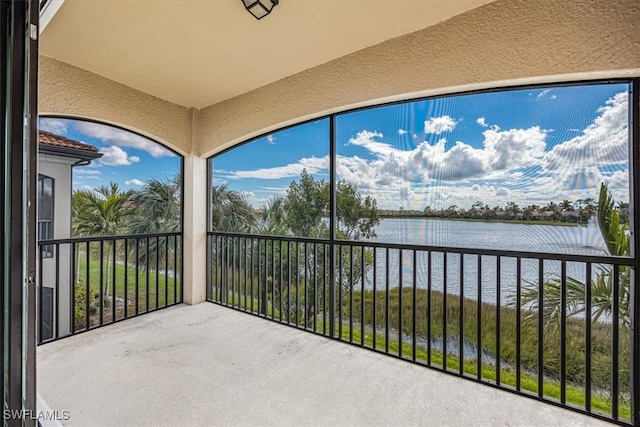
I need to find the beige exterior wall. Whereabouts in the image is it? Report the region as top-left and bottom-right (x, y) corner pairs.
(198, 0), (640, 157)
(39, 154), (75, 336)
(39, 55), (194, 156)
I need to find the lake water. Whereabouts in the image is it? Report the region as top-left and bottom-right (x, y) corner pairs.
(361, 218), (610, 304)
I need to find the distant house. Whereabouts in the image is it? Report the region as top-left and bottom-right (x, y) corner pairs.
(38, 130), (102, 341)
(560, 210), (580, 223)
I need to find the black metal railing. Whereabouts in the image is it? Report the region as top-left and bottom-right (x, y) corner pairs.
(37, 232), (183, 344)
(207, 230), (636, 425)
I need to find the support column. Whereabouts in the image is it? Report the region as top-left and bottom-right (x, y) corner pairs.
(182, 154), (208, 304)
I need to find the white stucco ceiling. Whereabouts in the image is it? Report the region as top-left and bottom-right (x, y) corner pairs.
(41, 0), (495, 109)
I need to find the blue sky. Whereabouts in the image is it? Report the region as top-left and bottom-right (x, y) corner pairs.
(38, 118), (181, 191)
(213, 82), (630, 211)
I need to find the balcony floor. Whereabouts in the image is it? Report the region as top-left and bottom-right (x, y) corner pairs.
(38, 303), (612, 426)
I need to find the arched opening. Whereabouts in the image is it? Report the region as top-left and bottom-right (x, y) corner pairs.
(206, 78), (638, 421)
(36, 116), (184, 343)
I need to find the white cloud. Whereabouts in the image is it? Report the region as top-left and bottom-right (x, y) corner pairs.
(397, 129), (408, 135)
(74, 169), (101, 175)
(217, 91), (629, 210)
(39, 118), (71, 135)
(124, 179), (146, 186)
(537, 89), (551, 99)
(220, 155), (328, 180)
(267, 135), (275, 144)
(73, 121), (175, 158)
(542, 91), (628, 172)
(98, 146), (140, 166)
(550, 95), (557, 100)
(424, 115), (456, 134)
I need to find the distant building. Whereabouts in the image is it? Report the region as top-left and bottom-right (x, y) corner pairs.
(38, 130), (102, 341)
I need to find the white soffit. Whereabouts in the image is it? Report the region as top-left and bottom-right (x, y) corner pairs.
(40, 0), (495, 109)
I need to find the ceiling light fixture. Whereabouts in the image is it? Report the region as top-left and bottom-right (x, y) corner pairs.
(242, 0), (278, 20)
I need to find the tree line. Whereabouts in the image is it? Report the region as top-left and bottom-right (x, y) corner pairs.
(380, 196), (630, 224)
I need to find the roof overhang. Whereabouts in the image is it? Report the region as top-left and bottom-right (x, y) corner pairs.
(38, 143), (102, 163)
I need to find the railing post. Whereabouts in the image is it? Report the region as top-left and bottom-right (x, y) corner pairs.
(329, 115), (337, 338)
(630, 78), (640, 427)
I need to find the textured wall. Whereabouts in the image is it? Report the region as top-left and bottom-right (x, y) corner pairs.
(198, 0), (640, 157)
(39, 56), (193, 155)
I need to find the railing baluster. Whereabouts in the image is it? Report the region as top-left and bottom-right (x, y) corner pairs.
(135, 238), (140, 315)
(38, 245), (43, 344)
(538, 258), (544, 398)
(322, 243), (326, 334)
(124, 239), (129, 318)
(113, 238), (117, 320)
(166, 237), (171, 307)
(99, 240), (104, 326)
(585, 262), (592, 412)
(265, 239), (270, 317)
(85, 241), (90, 331)
(427, 250), (432, 365)
(55, 243), (60, 340)
(295, 241), (299, 325)
(560, 261), (567, 404)
(250, 237), (255, 312)
(398, 249), (403, 357)
(459, 253), (464, 375)
(231, 237), (236, 308)
(443, 252), (448, 371)
(612, 264), (620, 420)
(496, 256), (501, 385)
(302, 242), (306, 327)
(516, 257), (521, 391)
(385, 247), (390, 354)
(350, 245), (354, 343)
(174, 235), (178, 304)
(146, 237), (150, 312)
(288, 240), (291, 323)
(339, 245), (343, 338)
(280, 240), (284, 322)
(373, 247), (377, 350)
(71, 242), (76, 334)
(412, 249), (417, 362)
(313, 242), (317, 331)
(477, 254), (482, 380)
(361, 245), (366, 347)
(272, 240), (276, 321)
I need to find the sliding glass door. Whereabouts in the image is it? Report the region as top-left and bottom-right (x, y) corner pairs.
(2, 1), (38, 425)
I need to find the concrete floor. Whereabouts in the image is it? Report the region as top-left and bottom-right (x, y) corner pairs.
(38, 303), (612, 427)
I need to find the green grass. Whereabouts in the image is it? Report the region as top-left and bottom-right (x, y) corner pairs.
(212, 279), (631, 420)
(74, 249), (182, 328)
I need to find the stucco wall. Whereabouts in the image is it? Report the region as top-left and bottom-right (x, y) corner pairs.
(39, 155), (74, 336)
(39, 55), (194, 155)
(198, 0), (640, 157)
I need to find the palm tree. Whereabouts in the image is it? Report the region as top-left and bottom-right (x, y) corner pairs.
(517, 183), (630, 332)
(73, 182), (135, 296)
(257, 196), (287, 235)
(127, 175), (182, 272)
(210, 184), (256, 232)
(560, 199), (573, 211)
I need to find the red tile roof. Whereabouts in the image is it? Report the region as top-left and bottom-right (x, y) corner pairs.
(38, 130), (100, 154)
